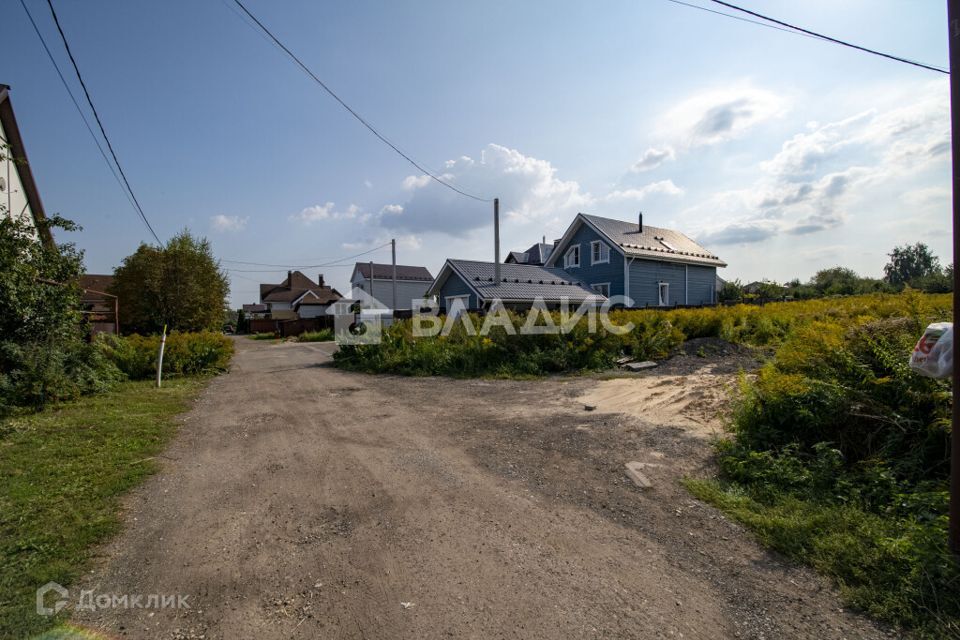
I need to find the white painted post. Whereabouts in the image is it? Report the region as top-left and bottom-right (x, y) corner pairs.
(156, 324), (167, 388)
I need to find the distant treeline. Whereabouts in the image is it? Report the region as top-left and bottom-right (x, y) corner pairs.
(720, 242), (952, 301)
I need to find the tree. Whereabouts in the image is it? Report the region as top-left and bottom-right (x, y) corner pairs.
(111, 230), (229, 334)
(0, 215), (119, 413)
(811, 266), (860, 296)
(884, 243), (941, 286)
(717, 278), (743, 302)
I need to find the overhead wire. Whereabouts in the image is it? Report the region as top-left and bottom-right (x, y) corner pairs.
(229, 0), (493, 203)
(17, 0), (140, 215)
(44, 0), (163, 244)
(221, 241), (392, 272)
(703, 0), (948, 74)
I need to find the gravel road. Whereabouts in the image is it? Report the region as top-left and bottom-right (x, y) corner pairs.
(72, 338), (892, 639)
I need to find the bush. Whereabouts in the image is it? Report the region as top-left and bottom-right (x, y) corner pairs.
(98, 331), (234, 380)
(0, 215), (122, 415)
(297, 329), (334, 342)
(334, 293), (951, 378)
(249, 332), (278, 341)
(692, 295), (958, 636)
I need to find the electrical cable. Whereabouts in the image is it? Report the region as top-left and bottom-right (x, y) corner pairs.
(706, 0), (948, 74)
(45, 0), (163, 243)
(230, 0), (493, 202)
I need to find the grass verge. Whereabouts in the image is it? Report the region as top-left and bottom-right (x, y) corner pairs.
(247, 332), (278, 341)
(0, 378), (207, 638)
(296, 329), (334, 343)
(685, 479), (959, 638)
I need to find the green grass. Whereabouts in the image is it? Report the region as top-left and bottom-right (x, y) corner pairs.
(248, 332), (278, 341)
(682, 299), (958, 638)
(0, 378), (207, 638)
(297, 329), (334, 342)
(686, 479), (960, 638)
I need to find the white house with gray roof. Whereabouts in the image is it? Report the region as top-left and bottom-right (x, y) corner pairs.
(350, 262), (433, 311)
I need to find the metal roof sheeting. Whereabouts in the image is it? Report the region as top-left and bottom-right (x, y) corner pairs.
(444, 259), (604, 303)
(580, 214), (726, 267)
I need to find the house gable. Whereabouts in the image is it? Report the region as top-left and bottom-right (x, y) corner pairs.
(0, 84), (53, 247)
(548, 216), (626, 297)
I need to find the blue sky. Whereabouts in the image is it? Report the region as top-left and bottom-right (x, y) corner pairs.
(2, 0), (950, 305)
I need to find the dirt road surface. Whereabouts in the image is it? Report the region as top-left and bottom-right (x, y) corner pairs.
(73, 338), (891, 639)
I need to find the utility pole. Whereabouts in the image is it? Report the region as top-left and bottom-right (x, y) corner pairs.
(391, 238), (398, 311)
(949, 0), (960, 555)
(494, 198), (501, 286)
(369, 260), (374, 306)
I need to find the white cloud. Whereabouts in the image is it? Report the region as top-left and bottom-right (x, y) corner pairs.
(379, 204), (404, 216)
(210, 214), (248, 232)
(630, 146), (675, 172)
(401, 175), (432, 190)
(662, 84), (788, 148)
(604, 180), (684, 203)
(684, 81), (949, 248)
(385, 144), (592, 236)
(290, 202), (363, 225)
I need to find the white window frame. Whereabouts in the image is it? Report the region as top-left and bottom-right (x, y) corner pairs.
(590, 240), (609, 265)
(445, 295), (470, 319)
(658, 282), (670, 307)
(564, 244), (581, 268)
(591, 282), (610, 297)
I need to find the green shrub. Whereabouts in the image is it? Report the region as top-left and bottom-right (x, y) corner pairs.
(693, 296), (958, 636)
(98, 331), (234, 380)
(0, 215), (122, 415)
(297, 329), (334, 342)
(334, 293), (951, 378)
(248, 332), (278, 341)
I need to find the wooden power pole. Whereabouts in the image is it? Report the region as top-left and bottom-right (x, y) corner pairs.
(391, 238), (398, 311)
(949, 0), (960, 555)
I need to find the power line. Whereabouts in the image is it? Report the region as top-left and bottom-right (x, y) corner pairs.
(706, 0), (948, 74)
(44, 0), (163, 244)
(221, 241), (392, 271)
(664, 0), (826, 41)
(229, 0), (493, 203)
(18, 0), (139, 215)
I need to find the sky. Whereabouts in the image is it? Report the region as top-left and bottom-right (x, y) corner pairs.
(2, 0), (951, 306)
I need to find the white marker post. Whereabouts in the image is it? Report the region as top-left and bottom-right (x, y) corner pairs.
(156, 324), (167, 388)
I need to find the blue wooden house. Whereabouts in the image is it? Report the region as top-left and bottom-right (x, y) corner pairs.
(428, 259), (601, 313)
(428, 212), (725, 311)
(543, 213), (726, 307)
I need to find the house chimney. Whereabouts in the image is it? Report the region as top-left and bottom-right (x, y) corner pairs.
(287, 270), (293, 286)
(638, 211), (643, 234)
(553, 238), (561, 247)
(542, 235), (546, 245)
(318, 274), (325, 287)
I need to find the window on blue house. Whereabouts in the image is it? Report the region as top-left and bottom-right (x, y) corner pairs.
(591, 283), (610, 297)
(590, 241), (609, 265)
(564, 245), (580, 268)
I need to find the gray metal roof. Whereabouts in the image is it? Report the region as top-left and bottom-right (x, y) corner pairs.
(435, 259), (604, 303)
(574, 214), (726, 267)
(354, 262), (433, 281)
(505, 242), (554, 265)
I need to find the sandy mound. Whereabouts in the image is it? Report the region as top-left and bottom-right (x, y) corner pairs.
(578, 364), (742, 438)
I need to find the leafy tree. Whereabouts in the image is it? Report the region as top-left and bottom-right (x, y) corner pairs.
(0, 215), (120, 413)
(111, 230), (229, 334)
(883, 243), (941, 286)
(810, 266), (860, 295)
(717, 278), (743, 302)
